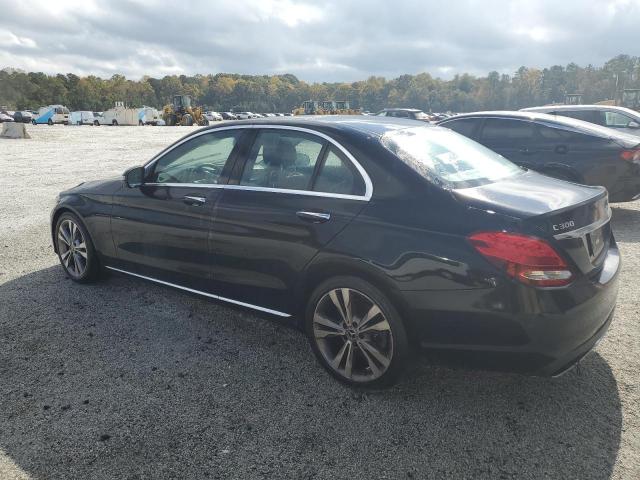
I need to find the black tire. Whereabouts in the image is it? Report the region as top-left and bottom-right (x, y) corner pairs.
(139, 120), (144, 126)
(47, 118), (53, 125)
(93, 120), (99, 126)
(165, 115), (176, 126)
(54, 212), (101, 283)
(112, 120), (118, 126)
(305, 276), (409, 388)
(32, 119), (37, 125)
(181, 114), (194, 126)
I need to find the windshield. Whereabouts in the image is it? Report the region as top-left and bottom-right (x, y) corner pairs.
(381, 126), (522, 188)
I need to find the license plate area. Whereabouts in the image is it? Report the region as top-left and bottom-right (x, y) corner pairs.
(586, 226), (605, 260)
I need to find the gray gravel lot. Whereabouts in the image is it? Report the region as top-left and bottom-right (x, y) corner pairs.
(0, 125), (638, 479)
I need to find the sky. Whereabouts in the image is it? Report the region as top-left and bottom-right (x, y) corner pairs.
(0, 0), (638, 82)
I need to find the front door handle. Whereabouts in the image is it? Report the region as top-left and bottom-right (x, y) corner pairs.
(184, 195), (206, 206)
(296, 211), (331, 223)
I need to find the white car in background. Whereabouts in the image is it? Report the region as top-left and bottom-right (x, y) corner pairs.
(205, 111), (223, 122)
(70, 111), (96, 125)
(138, 106), (160, 125)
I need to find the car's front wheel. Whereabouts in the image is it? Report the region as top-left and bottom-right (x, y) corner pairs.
(55, 213), (100, 283)
(306, 276), (409, 387)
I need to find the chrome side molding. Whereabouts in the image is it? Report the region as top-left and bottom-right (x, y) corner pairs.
(105, 266), (291, 317)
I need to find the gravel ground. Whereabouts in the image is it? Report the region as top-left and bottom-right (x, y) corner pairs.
(0, 124), (638, 480)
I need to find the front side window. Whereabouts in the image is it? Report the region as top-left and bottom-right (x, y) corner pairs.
(240, 130), (324, 190)
(149, 131), (240, 184)
(381, 126), (522, 188)
(481, 119), (535, 142)
(603, 111), (635, 128)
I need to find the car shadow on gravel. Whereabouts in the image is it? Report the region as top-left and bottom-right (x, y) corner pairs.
(0, 266), (622, 479)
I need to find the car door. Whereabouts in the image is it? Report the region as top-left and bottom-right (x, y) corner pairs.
(209, 127), (370, 315)
(110, 128), (246, 291)
(478, 118), (538, 169)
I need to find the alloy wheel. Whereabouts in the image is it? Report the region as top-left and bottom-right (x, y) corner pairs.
(57, 219), (88, 278)
(313, 288), (394, 382)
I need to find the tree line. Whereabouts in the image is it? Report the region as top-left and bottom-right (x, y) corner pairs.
(1, 54), (639, 113)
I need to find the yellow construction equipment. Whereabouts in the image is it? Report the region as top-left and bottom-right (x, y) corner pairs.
(163, 95), (209, 126)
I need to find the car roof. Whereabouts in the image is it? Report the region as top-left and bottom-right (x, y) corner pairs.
(439, 110), (640, 143)
(521, 104), (640, 115)
(201, 115), (432, 137)
(381, 108), (423, 112)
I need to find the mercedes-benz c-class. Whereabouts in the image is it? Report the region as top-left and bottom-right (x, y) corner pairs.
(51, 117), (620, 386)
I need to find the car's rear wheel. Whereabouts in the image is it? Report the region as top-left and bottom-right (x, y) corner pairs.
(306, 276), (408, 387)
(55, 213), (100, 283)
(47, 119), (53, 125)
(112, 120), (118, 126)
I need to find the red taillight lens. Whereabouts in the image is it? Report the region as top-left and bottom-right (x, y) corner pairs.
(469, 232), (573, 287)
(620, 149), (640, 164)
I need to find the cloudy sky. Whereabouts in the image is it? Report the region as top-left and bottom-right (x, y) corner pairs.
(0, 0), (638, 82)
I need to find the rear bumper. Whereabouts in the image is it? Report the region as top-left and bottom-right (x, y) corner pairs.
(405, 243), (620, 375)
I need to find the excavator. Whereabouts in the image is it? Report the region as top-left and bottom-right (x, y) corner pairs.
(162, 95), (209, 126)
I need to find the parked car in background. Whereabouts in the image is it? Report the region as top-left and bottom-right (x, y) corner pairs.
(99, 102), (138, 126)
(12, 111), (33, 123)
(221, 112), (237, 120)
(92, 112), (104, 126)
(375, 108), (432, 121)
(437, 111), (640, 202)
(0, 112), (15, 123)
(52, 116), (619, 387)
(235, 112), (255, 119)
(70, 111), (96, 125)
(521, 105), (640, 136)
(205, 111), (223, 122)
(138, 106), (160, 125)
(32, 105), (70, 125)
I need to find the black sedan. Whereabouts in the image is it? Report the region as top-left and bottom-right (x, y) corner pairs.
(437, 111), (640, 202)
(51, 117), (620, 386)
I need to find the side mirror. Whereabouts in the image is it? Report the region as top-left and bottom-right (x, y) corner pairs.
(123, 166), (145, 188)
(627, 121), (640, 129)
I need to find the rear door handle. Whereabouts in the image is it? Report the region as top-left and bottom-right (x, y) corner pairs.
(184, 195), (206, 206)
(296, 211), (331, 223)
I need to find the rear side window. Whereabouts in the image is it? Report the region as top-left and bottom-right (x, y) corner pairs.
(240, 130), (324, 191)
(558, 110), (601, 125)
(481, 119), (534, 142)
(440, 118), (479, 138)
(313, 147), (365, 196)
(381, 126), (522, 188)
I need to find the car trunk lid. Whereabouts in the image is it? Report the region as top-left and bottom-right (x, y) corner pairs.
(454, 170), (611, 275)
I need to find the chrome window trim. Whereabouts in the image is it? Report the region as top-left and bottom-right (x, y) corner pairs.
(141, 124), (373, 201)
(105, 266), (291, 317)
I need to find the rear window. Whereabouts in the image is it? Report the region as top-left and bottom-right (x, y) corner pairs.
(381, 126), (522, 189)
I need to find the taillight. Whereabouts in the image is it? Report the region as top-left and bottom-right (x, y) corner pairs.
(620, 149), (640, 164)
(468, 232), (573, 287)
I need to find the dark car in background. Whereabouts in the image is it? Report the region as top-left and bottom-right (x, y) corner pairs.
(12, 111), (33, 123)
(51, 117), (619, 387)
(221, 112), (238, 120)
(376, 108), (432, 121)
(438, 111), (640, 202)
(521, 104), (640, 136)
